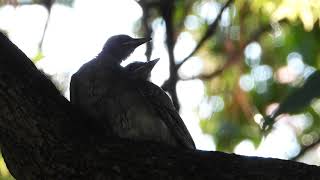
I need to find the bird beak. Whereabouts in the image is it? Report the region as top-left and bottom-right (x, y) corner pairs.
(123, 37), (152, 47)
(146, 58), (160, 69)
(134, 58), (160, 75)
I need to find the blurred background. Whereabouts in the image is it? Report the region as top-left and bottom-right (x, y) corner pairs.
(1, 0), (320, 179)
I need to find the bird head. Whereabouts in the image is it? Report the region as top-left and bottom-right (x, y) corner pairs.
(102, 34), (151, 63)
(124, 58), (159, 80)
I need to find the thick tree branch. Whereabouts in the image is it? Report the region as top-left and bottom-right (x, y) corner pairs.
(0, 32), (320, 179)
(161, 0), (180, 110)
(161, 0), (233, 112)
(176, 0), (234, 70)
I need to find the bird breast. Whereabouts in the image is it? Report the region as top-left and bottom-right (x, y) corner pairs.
(109, 89), (177, 146)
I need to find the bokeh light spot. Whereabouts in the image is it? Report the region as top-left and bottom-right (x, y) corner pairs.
(244, 42), (262, 67)
(287, 52), (304, 75)
(301, 134), (314, 146)
(253, 113), (263, 125)
(211, 96), (224, 112)
(251, 65), (273, 82)
(184, 15), (201, 30)
(239, 74), (255, 91)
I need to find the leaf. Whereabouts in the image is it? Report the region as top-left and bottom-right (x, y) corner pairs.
(263, 70), (320, 131)
(32, 50), (44, 63)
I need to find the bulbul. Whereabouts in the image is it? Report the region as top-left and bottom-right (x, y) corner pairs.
(122, 59), (196, 149)
(70, 34), (151, 133)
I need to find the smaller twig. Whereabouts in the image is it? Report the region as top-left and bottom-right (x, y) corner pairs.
(176, 0), (234, 70)
(39, 0), (55, 51)
(39, 10), (51, 51)
(246, 19), (287, 46)
(181, 45), (242, 81)
(181, 18), (288, 81)
(181, 68), (223, 81)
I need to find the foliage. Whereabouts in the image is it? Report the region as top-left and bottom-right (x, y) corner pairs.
(199, 1), (320, 151)
(136, 0), (320, 153)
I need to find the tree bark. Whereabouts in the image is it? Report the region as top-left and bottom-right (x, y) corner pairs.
(0, 32), (319, 180)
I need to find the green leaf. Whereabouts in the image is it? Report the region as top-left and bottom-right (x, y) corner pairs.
(32, 50), (44, 63)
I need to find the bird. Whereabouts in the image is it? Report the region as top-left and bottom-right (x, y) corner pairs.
(70, 34), (195, 150)
(122, 59), (196, 149)
(124, 59), (159, 80)
(70, 34), (151, 134)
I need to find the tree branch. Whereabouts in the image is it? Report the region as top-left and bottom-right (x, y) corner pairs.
(161, 0), (180, 110)
(138, 0), (153, 61)
(181, 44), (243, 81)
(181, 19), (288, 81)
(1, 31), (320, 179)
(176, 0), (234, 70)
(38, 0), (55, 52)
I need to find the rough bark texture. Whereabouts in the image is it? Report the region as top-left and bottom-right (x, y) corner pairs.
(0, 32), (319, 180)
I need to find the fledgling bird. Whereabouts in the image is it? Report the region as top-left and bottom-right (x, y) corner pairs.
(124, 60), (159, 80)
(70, 34), (151, 133)
(123, 59), (196, 149)
(70, 34), (195, 150)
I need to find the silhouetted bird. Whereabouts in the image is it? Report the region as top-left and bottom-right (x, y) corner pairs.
(122, 59), (196, 149)
(70, 35), (195, 150)
(70, 34), (151, 133)
(124, 59), (159, 80)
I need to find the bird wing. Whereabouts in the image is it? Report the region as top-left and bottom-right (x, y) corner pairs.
(136, 81), (196, 149)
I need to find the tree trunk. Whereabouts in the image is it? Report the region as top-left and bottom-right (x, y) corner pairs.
(0, 32), (319, 179)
